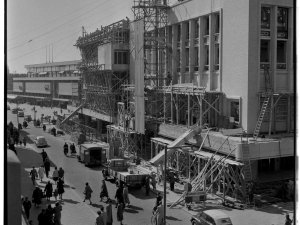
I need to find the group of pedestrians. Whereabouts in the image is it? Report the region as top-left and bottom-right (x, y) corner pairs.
(63, 142), (76, 156)
(95, 202), (113, 225)
(37, 202), (62, 225)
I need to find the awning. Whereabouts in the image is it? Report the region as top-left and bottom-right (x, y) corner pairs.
(58, 71), (65, 74)
(39, 72), (48, 75)
(7, 94), (18, 100)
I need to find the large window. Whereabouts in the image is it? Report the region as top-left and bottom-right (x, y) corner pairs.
(215, 13), (220, 34)
(177, 24), (181, 41)
(204, 17), (209, 35)
(260, 40), (270, 68)
(230, 101), (240, 123)
(114, 51), (128, 64)
(261, 7), (271, 29)
(277, 41), (287, 69)
(195, 19), (199, 38)
(214, 43), (220, 71)
(277, 7), (288, 39)
(204, 45), (209, 71)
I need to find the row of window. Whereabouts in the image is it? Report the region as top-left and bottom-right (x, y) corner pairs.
(260, 6), (289, 70)
(27, 65), (79, 73)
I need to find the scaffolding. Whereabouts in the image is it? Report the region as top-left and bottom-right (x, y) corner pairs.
(73, 19), (130, 121)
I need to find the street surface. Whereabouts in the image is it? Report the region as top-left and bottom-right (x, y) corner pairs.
(7, 103), (295, 225)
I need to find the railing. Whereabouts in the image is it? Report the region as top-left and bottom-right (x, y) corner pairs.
(203, 35), (210, 45)
(276, 63), (287, 70)
(260, 63), (270, 70)
(177, 42), (181, 48)
(214, 33), (220, 43)
(193, 38), (199, 45)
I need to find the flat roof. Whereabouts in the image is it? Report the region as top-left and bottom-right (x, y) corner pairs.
(25, 60), (81, 68)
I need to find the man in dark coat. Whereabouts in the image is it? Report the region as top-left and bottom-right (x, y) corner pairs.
(22, 197), (32, 219)
(115, 186), (124, 207)
(32, 187), (43, 207)
(44, 158), (51, 178)
(41, 149), (48, 163)
(37, 209), (46, 225)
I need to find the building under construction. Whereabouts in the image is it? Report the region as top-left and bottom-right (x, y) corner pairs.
(63, 0), (294, 204)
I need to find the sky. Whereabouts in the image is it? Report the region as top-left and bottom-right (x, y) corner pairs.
(7, 0), (134, 73)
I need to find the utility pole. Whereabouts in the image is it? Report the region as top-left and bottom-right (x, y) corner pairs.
(163, 144), (167, 225)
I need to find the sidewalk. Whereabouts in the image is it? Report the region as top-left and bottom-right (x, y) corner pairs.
(17, 147), (99, 225)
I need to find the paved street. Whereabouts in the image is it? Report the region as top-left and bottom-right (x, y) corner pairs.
(8, 105), (192, 225)
(8, 103), (294, 225)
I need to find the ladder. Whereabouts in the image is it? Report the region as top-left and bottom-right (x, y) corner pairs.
(242, 146), (252, 182)
(252, 96), (270, 140)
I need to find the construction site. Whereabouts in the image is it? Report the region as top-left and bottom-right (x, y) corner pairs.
(58, 0), (294, 209)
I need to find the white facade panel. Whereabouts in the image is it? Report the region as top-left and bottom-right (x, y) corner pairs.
(13, 82), (23, 93)
(58, 82), (78, 96)
(25, 82), (51, 94)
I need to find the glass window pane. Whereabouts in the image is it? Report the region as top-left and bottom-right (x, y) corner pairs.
(195, 20), (199, 38)
(205, 17), (209, 35)
(260, 40), (270, 63)
(277, 7), (288, 39)
(261, 7), (271, 29)
(215, 13), (220, 33)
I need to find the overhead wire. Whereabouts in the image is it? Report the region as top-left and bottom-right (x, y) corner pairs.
(8, 0), (113, 51)
(8, 0), (110, 42)
(9, 1), (130, 62)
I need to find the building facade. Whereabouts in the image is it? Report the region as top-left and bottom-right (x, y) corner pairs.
(12, 60), (82, 106)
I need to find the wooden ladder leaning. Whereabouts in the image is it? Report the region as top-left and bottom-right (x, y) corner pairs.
(253, 96), (270, 140)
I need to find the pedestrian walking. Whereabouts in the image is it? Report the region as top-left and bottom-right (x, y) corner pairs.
(45, 204), (54, 225)
(44, 181), (53, 201)
(106, 200), (113, 225)
(44, 158), (50, 178)
(22, 197), (32, 219)
(41, 149), (48, 163)
(100, 206), (107, 225)
(151, 174), (157, 191)
(117, 202), (124, 225)
(123, 184), (130, 207)
(38, 165), (45, 182)
(83, 182), (93, 204)
(58, 167), (64, 181)
(23, 136), (27, 147)
(37, 209), (46, 225)
(100, 180), (109, 202)
(57, 178), (65, 200)
(63, 143), (68, 156)
(154, 201), (164, 225)
(169, 174), (175, 191)
(53, 202), (62, 225)
(115, 186), (124, 207)
(145, 176), (150, 196)
(53, 187), (58, 201)
(52, 167), (59, 184)
(32, 186), (43, 207)
(95, 210), (105, 225)
(285, 214), (293, 225)
(30, 167), (38, 185)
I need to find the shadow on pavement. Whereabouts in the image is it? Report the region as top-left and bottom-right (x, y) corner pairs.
(254, 202), (294, 215)
(124, 208), (139, 214)
(16, 147), (56, 168)
(166, 216), (181, 221)
(129, 189), (156, 200)
(61, 198), (80, 205)
(128, 205), (143, 211)
(19, 130), (35, 144)
(90, 203), (105, 208)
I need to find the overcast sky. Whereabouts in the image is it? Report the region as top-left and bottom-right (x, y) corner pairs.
(7, 0), (133, 73)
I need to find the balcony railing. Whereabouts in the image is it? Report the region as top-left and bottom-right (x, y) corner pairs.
(260, 62), (270, 70)
(185, 39), (190, 47)
(277, 63), (287, 70)
(193, 38), (199, 46)
(214, 33), (220, 43)
(204, 65), (209, 71)
(177, 42), (181, 48)
(194, 66), (199, 72)
(203, 35), (210, 45)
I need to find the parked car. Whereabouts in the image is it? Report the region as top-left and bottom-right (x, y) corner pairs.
(191, 209), (233, 225)
(17, 110), (24, 117)
(34, 136), (48, 148)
